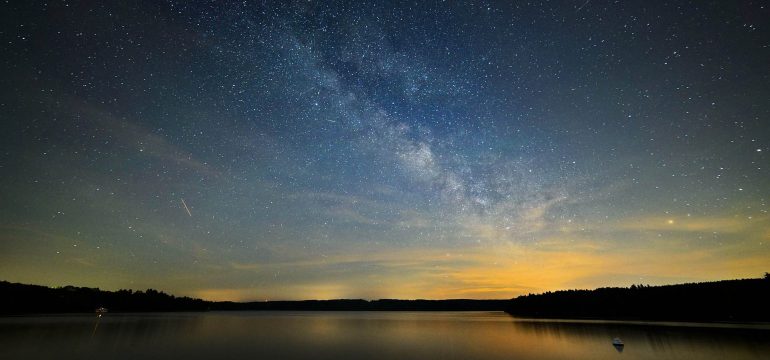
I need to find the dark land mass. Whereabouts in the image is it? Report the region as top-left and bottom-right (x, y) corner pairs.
(0, 281), (209, 313)
(505, 274), (770, 322)
(213, 299), (508, 311)
(0, 280), (506, 314)
(2, 274), (768, 322)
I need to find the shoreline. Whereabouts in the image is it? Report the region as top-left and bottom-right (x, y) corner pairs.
(3, 311), (770, 330)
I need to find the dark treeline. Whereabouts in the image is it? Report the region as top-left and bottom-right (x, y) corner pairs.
(0, 280), (507, 314)
(213, 299), (508, 311)
(0, 281), (209, 314)
(3, 275), (769, 321)
(506, 274), (770, 322)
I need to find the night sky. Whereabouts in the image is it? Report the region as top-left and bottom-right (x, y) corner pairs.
(1, 1), (768, 301)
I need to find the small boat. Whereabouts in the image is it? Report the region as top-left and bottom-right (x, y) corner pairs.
(612, 338), (624, 346)
(95, 307), (108, 317)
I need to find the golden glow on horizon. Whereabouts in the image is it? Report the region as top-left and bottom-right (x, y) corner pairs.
(2, 212), (769, 302)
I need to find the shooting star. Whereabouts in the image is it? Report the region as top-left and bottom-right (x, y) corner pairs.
(576, 0), (591, 12)
(181, 198), (192, 217)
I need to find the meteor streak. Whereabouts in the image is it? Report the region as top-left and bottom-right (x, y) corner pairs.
(181, 198), (192, 217)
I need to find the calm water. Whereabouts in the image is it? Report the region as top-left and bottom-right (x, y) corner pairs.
(1, 312), (769, 359)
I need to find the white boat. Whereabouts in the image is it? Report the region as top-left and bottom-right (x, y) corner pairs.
(95, 307), (108, 317)
(612, 338), (624, 346)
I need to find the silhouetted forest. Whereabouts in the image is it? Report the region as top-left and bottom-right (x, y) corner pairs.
(0, 280), (506, 314)
(0, 281), (209, 314)
(3, 274), (769, 321)
(506, 274), (770, 322)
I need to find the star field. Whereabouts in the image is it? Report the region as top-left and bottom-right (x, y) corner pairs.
(1, 1), (768, 300)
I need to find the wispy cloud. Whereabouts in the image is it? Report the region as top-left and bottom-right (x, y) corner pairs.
(69, 102), (219, 178)
(616, 215), (766, 234)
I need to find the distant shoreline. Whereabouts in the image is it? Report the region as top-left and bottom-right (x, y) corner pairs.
(2, 275), (769, 323)
(505, 275), (770, 323)
(3, 311), (770, 331)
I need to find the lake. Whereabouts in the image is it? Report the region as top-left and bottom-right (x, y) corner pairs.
(1, 312), (768, 359)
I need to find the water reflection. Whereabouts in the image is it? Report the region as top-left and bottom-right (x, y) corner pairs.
(510, 318), (770, 359)
(0, 312), (768, 360)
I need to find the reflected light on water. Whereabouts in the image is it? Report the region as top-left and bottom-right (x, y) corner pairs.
(0, 312), (768, 360)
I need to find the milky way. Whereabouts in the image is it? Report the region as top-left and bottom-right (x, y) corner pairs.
(1, 1), (768, 300)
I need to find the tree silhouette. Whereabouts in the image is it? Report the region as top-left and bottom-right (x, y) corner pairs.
(0, 281), (209, 314)
(506, 275), (770, 322)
